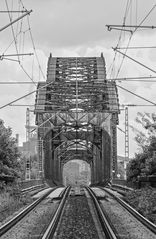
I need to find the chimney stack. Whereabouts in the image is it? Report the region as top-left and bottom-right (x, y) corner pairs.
(16, 134), (19, 147)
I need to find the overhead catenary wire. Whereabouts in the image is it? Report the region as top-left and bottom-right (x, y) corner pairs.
(0, 10), (28, 13)
(114, 2), (134, 79)
(109, 76), (156, 82)
(2, 0), (46, 88)
(115, 34), (133, 79)
(117, 84), (156, 106)
(0, 81), (53, 110)
(15, 1), (20, 37)
(2, 31), (21, 55)
(2, 75), (156, 84)
(115, 46), (156, 50)
(27, 16), (46, 80)
(108, 3), (156, 80)
(4, 0), (36, 85)
(106, 25), (156, 31)
(135, 0), (138, 25)
(107, 0), (133, 79)
(20, 64), (37, 85)
(0, 8), (32, 32)
(113, 48), (156, 74)
(5, 0), (20, 63)
(133, 3), (156, 33)
(120, 104), (156, 107)
(106, 5), (156, 33)
(17, 0), (46, 81)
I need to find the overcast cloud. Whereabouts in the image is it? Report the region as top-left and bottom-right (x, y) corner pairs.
(0, 0), (156, 157)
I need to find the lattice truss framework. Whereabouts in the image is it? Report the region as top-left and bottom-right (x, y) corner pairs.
(35, 54), (119, 166)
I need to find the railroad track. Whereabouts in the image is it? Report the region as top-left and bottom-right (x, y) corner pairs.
(41, 186), (70, 238)
(45, 186), (118, 239)
(21, 184), (47, 195)
(100, 187), (156, 234)
(91, 186), (156, 239)
(2, 186), (155, 239)
(108, 184), (133, 196)
(85, 187), (118, 239)
(0, 186), (65, 238)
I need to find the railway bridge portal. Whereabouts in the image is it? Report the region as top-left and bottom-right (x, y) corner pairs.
(35, 54), (119, 186)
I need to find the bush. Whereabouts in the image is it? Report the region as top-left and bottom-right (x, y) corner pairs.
(0, 119), (21, 186)
(0, 184), (33, 223)
(125, 187), (156, 223)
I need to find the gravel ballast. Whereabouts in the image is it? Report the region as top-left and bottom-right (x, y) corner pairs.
(55, 194), (101, 239)
(94, 188), (156, 239)
(1, 198), (59, 239)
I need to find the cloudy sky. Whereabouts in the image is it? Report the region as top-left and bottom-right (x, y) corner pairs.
(0, 0), (156, 157)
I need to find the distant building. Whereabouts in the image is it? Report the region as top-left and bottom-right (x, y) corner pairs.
(63, 161), (80, 186)
(18, 135), (37, 157)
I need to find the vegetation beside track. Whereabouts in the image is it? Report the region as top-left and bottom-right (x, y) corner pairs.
(0, 183), (33, 225)
(125, 186), (156, 224)
(0, 119), (21, 185)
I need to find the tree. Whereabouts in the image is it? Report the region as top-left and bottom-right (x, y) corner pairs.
(127, 113), (156, 183)
(0, 119), (20, 182)
(130, 112), (156, 149)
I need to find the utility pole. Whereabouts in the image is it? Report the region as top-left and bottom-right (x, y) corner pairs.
(25, 108), (31, 180)
(124, 107), (129, 179)
(38, 138), (44, 178)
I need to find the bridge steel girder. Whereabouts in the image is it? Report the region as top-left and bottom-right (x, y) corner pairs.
(34, 53), (120, 186)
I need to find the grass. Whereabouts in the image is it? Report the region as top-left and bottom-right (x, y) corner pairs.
(125, 186), (156, 224)
(0, 183), (33, 224)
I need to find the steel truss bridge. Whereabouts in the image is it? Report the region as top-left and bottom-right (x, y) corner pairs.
(34, 53), (119, 186)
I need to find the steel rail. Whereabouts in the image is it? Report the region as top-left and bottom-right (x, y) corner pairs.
(42, 186), (71, 239)
(100, 187), (156, 234)
(107, 184), (133, 197)
(85, 187), (118, 239)
(110, 184), (133, 192)
(21, 184), (46, 195)
(0, 187), (58, 237)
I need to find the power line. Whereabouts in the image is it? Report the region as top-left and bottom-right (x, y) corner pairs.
(9, 104), (34, 106)
(120, 104), (156, 107)
(0, 9), (32, 32)
(2, 58), (19, 62)
(117, 127), (125, 134)
(0, 10), (28, 13)
(113, 1), (134, 79)
(2, 31), (21, 55)
(115, 34), (133, 79)
(106, 24), (156, 31)
(109, 76), (156, 82)
(5, 0), (37, 85)
(0, 81), (52, 110)
(106, 5), (156, 33)
(0, 53), (33, 60)
(133, 4), (156, 33)
(5, 0), (20, 63)
(117, 84), (156, 105)
(27, 16), (46, 80)
(116, 46), (156, 50)
(108, 3), (156, 79)
(113, 48), (156, 74)
(107, 0), (132, 78)
(19, 64), (37, 85)
(0, 81), (38, 84)
(1, 76), (156, 84)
